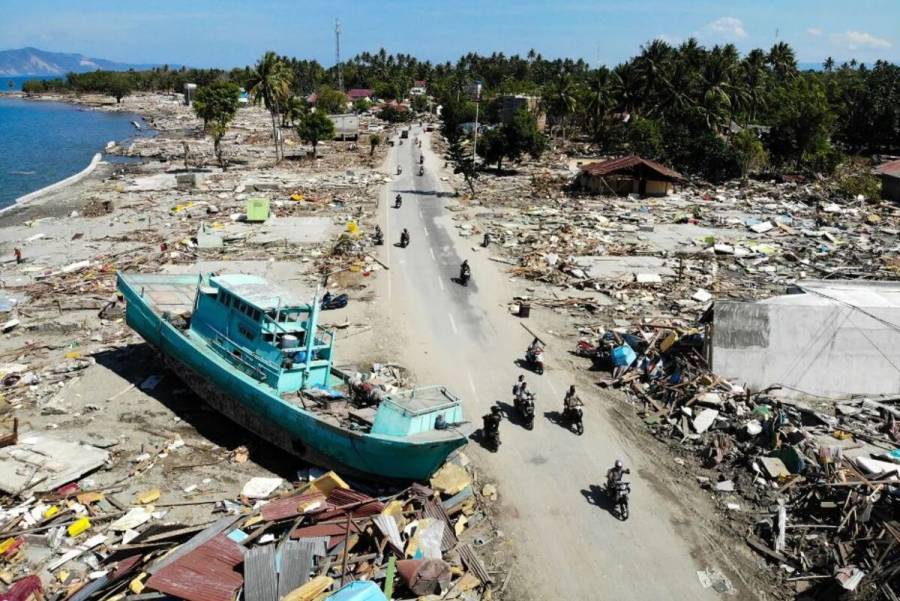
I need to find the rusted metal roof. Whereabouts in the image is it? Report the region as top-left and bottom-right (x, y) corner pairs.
(146, 534), (245, 601)
(260, 492), (326, 521)
(0, 576), (42, 601)
(457, 543), (492, 584)
(318, 488), (385, 520)
(876, 158), (900, 177)
(580, 155), (684, 181)
(291, 522), (361, 549)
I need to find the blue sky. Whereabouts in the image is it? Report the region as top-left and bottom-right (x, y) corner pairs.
(0, 0), (896, 68)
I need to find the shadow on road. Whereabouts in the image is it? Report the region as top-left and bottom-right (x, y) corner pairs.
(393, 188), (457, 198)
(514, 358), (544, 375)
(581, 484), (617, 517)
(497, 400), (530, 429)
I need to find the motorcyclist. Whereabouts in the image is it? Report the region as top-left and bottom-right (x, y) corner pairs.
(482, 232), (491, 247)
(396, 165), (402, 175)
(512, 375), (526, 399)
(400, 228), (410, 247)
(606, 459), (630, 490)
(394, 194), (402, 208)
(564, 385), (582, 412)
(459, 260), (471, 281)
(483, 406), (502, 439)
(527, 337), (541, 358)
(419, 155), (424, 165)
(374, 225), (383, 244)
(418, 165), (424, 175)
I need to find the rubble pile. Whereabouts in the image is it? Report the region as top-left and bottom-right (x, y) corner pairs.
(582, 324), (900, 599)
(0, 456), (505, 601)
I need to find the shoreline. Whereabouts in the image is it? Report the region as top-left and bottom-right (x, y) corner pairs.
(0, 93), (158, 216)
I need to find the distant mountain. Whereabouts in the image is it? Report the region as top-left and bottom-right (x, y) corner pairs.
(0, 47), (170, 76)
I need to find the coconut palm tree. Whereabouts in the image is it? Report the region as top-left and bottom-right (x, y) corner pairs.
(247, 51), (294, 162)
(581, 67), (615, 141)
(823, 57), (835, 72)
(767, 42), (798, 80)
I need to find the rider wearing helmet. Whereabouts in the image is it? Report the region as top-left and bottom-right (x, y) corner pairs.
(606, 459), (630, 489)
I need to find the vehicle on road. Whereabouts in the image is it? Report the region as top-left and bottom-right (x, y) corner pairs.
(400, 229), (410, 248)
(524, 340), (545, 374)
(394, 194), (402, 209)
(396, 165), (402, 175)
(400, 129), (409, 139)
(459, 260), (471, 286)
(373, 226), (384, 246)
(563, 403), (584, 435)
(482, 407), (502, 452)
(418, 165), (424, 176)
(515, 390), (536, 430)
(606, 479), (631, 520)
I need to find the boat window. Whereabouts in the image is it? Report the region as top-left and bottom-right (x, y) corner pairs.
(238, 323), (255, 340)
(252, 308), (261, 321)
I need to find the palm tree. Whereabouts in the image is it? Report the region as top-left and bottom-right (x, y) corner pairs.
(542, 73), (578, 139)
(823, 57), (835, 72)
(741, 49), (769, 121)
(581, 67), (614, 141)
(632, 39), (674, 115)
(767, 42), (798, 80)
(247, 51), (294, 162)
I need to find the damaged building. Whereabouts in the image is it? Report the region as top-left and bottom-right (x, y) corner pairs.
(709, 280), (900, 399)
(576, 155), (685, 197)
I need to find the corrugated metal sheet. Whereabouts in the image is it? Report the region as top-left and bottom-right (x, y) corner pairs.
(373, 514), (403, 554)
(321, 489), (385, 518)
(580, 155), (684, 181)
(291, 522), (361, 549)
(148, 516), (239, 574)
(277, 540), (315, 599)
(146, 534), (245, 601)
(457, 543), (492, 584)
(261, 492), (326, 521)
(245, 545), (277, 601)
(423, 500), (458, 552)
(0, 576), (42, 601)
(877, 158), (900, 177)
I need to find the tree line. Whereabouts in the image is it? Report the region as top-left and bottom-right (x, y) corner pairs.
(20, 40), (899, 181)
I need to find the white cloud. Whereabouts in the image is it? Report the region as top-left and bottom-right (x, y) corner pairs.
(703, 17), (747, 41)
(807, 27), (823, 36)
(830, 30), (892, 50)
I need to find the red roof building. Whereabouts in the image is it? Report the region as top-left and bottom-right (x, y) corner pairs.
(876, 159), (900, 203)
(347, 88), (375, 100)
(577, 155), (685, 197)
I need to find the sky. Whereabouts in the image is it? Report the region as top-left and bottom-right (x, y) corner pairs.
(0, 0), (897, 69)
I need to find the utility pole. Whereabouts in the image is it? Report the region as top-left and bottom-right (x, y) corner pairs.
(471, 81), (482, 162)
(335, 18), (344, 92)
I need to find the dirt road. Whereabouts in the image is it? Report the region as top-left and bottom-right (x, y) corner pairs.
(373, 127), (725, 599)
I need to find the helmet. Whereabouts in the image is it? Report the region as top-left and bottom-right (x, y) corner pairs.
(615, 459), (623, 469)
(491, 406), (501, 415)
(518, 375), (524, 382)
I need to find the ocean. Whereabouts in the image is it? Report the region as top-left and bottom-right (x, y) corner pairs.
(2, 75), (65, 92)
(0, 95), (154, 208)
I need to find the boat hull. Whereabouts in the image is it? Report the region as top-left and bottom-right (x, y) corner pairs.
(119, 278), (466, 481)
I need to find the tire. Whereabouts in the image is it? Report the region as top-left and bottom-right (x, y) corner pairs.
(526, 418), (534, 430)
(620, 499), (629, 521)
(536, 366), (544, 375)
(576, 422), (584, 436)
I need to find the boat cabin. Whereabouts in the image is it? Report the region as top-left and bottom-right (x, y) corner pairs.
(190, 274), (334, 393)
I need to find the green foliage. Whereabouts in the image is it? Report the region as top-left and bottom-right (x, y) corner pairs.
(731, 129), (768, 183)
(835, 172), (881, 202)
(105, 73), (133, 103)
(766, 76), (835, 171)
(193, 81), (241, 169)
(314, 85), (347, 114)
(296, 111), (336, 157)
(477, 108), (546, 170)
(626, 117), (663, 159)
(353, 98), (372, 113)
(379, 104), (411, 123)
(410, 94), (429, 113)
(247, 51), (293, 162)
(368, 134), (381, 156)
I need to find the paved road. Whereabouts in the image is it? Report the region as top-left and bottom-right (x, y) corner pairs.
(377, 126), (720, 600)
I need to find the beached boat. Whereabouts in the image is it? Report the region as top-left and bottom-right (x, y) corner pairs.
(116, 272), (468, 480)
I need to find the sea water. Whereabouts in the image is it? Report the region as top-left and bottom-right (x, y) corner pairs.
(0, 95), (154, 207)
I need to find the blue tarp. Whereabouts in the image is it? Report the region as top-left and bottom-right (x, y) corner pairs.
(611, 344), (637, 367)
(325, 581), (386, 601)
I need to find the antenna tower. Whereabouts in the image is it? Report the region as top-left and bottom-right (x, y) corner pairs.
(335, 18), (344, 92)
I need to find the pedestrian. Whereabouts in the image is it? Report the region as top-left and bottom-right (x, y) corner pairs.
(13, 248), (22, 265)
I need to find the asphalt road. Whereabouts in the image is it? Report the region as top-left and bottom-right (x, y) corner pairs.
(377, 126), (722, 600)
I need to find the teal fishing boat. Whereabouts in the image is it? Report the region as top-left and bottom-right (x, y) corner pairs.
(116, 272), (467, 480)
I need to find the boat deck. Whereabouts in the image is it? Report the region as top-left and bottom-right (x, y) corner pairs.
(121, 273), (200, 316)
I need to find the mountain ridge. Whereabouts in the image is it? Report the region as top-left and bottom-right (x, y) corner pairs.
(0, 47), (171, 76)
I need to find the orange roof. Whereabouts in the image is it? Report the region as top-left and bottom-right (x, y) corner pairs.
(580, 155), (684, 181)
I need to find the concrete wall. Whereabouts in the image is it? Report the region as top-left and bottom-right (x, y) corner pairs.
(577, 174), (672, 196)
(711, 300), (900, 399)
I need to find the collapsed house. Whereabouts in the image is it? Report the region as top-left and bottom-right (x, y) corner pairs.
(709, 280), (900, 399)
(576, 155), (685, 197)
(876, 159), (900, 203)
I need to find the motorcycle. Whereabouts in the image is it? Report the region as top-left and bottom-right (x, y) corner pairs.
(396, 165), (402, 175)
(481, 232), (491, 248)
(459, 266), (471, 286)
(400, 231), (410, 248)
(606, 479), (631, 520)
(320, 291), (349, 310)
(394, 196), (402, 209)
(419, 156), (424, 165)
(514, 392), (535, 430)
(418, 166), (424, 176)
(525, 345), (545, 375)
(482, 417), (501, 452)
(373, 230), (384, 246)
(563, 403), (584, 435)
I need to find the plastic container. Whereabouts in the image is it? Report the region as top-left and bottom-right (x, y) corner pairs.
(67, 517), (91, 537)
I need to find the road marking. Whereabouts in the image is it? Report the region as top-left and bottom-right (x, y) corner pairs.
(448, 313), (458, 334)
(438, 277), (445, 291)
(429, 248), (435, 261)
(547, 378), (559, 399)
(423, 228), (429, 238)
(467, 371), (481, 403)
